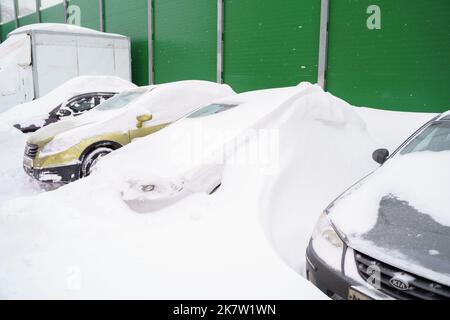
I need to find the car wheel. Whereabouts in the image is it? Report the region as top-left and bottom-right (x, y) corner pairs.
(81, 147), (114, 178)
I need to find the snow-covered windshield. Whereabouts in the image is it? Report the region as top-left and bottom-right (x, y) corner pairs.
(400, 121), (450, 155)
(95, 91), (146, 111)
(187, 104), (238, 119)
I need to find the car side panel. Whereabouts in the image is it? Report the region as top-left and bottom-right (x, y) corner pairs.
(129, 123), (170, 141)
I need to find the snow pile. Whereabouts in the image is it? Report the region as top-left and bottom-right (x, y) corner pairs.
(0, 76), (137, 127)
(0, 81), (435, 299)
(0, 123), (41, 203)
(257, 87), (381, 273)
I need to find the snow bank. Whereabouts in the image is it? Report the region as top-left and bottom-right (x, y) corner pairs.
(257, 87), (380, 274)
(0, 124), (41, 204)
(0, 84), (327, 300)
(0, 76), (136, 127)
(0, 81), (436, 299)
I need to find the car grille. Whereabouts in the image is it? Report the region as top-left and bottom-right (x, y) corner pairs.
(24, 143), (39, 159)
(355, 251), (450, 300)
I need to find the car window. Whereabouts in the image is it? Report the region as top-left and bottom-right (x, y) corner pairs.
(400, 121), (450, 155)
(187, 104), (238, 119)
(95, 91), (146, 111)
(68, 96), (97, 114)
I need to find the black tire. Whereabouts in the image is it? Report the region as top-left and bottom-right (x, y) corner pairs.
(80, 147), (114, 178)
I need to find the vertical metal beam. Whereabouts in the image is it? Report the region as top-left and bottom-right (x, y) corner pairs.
(13, 0), (19, 28)
(317, 0), (329, 89)
(98, 0), (104, 32)
(216, 0), (223, 84)
(63, 0), (68, 23)
(35, 0), (41, 23)
(148, 0), (154, 84)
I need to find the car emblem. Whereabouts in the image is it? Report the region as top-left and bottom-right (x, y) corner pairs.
(390, 276), (410, 291)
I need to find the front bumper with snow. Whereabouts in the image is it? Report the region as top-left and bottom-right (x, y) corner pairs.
(306, 241), (392, 300)
(24, 163), (81, 184)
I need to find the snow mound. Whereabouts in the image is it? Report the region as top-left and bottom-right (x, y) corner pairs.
(0, 123), (42, 203)
(0, 81), (435, 299)
(257, 85), (380, 273)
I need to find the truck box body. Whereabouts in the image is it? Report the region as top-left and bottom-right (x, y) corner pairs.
(0, 24), (131, 113)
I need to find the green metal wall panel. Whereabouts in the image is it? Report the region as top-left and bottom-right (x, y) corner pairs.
(18, 12), (38, 27)
(104, 0), (149, 86)
(68, 0), (100, 30)
(223, 0), (321, 93)
(154, 0), (217, 84)
(40, 4), (65, 23)
(327, 0), (450, 113)
(1, 20), (16, 40)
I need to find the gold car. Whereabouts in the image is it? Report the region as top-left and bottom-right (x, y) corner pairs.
(23, 81), (235, 184)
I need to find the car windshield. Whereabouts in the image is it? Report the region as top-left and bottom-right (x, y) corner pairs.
(95, 91), (146, 111)
(400, 121), (450, 155)
(187, 104), (238, 119)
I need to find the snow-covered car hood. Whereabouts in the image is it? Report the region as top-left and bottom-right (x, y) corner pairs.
(329, 151), (450, 285)
(27, 108), (123, 144)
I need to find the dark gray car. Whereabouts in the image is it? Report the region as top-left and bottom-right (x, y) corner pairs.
(306, 111), (450, 300)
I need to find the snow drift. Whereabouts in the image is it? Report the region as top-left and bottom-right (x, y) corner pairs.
(0, 82), (435, 299)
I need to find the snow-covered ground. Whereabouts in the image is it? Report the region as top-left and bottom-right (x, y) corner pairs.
(0, 83), (435, 299)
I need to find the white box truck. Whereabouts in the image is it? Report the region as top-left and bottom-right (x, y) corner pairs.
(0, 23), (131, 113)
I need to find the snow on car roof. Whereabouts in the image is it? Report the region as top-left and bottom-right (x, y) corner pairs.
(9, 23), (126, 39)
(0, 76), (137, 128)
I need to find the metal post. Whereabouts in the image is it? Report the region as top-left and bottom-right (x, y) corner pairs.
(148, 0), (154, 84)
(317, 0), (329, 89)
(216, 0), (223, 84)
(98, 0), (104, 32)
(35, 0), (41, 23)
(13, 0), (19, 28)
(63, 0), (68, 23)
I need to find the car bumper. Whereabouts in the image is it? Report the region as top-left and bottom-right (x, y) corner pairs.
(306, 241), (392, 300)
(24, 163), (81, 184)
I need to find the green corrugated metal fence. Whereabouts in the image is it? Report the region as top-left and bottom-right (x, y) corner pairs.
(223, 0), (321, 93)
(68, 0), (100, 30)
(40, 3), (65, 24)
(104, 0), (149, 86)
(153, 0), (217, 84)
(1, 0), (449, 113)
(326, 0), (450, 113)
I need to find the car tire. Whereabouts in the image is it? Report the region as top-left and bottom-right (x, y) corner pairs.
(80, 147), (114, 178)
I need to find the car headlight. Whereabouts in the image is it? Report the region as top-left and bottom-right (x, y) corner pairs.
(312, 212), (344, 248)
(122, 179), (185, 202)
(311, 212), (345, 271)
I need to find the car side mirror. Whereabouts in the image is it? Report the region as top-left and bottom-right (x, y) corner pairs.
(136, 114), (153, 128)
(372, 148), (389, 165)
